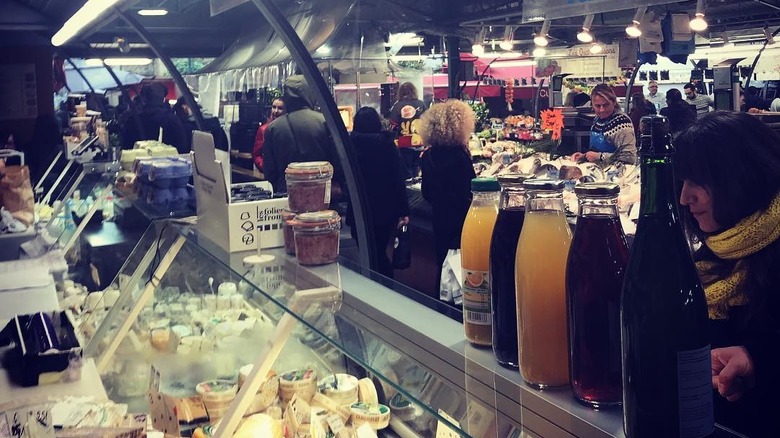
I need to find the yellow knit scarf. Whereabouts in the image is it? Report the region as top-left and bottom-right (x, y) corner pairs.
(696, 193), (780, 319)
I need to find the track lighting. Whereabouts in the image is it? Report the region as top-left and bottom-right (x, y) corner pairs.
(533, 19), (551, 47)
(472, 27), (486, 55)
(589, 42), (604, 54)
(577, 15), (594, 43)
(532, 47), (546, 57)
(625, 7), (646, 38)
(689, 0), (708, 32)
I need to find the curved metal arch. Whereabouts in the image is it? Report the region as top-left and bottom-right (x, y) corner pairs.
(245, 0), (376, 277)
(115, 8), (205, 131)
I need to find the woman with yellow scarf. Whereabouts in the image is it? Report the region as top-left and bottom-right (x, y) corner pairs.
(676, 111), (780, 437)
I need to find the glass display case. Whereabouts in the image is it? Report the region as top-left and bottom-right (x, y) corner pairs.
(70, 221), (748, 438)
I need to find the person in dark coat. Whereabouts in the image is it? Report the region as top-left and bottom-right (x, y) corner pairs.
(389, 82), (427, 179)
(173, 98), (228, 153)
(120, 83), (186, 151)
(347, 107), (410, 277)
(419, 100), (477, 272)
(262, 75), (343, 193)
(660, 88), (697, 135)
(628, 93), (657, 139)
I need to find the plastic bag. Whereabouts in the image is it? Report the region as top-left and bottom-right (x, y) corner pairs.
(439, 249), (462, 305)
(391, 225), (411, 269)
(0, 165), (34, 226)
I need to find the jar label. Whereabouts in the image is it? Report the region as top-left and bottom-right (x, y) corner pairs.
(462, 269), (491, 325)
(677, 344), (714, 438)
(325, 180), (331, 205)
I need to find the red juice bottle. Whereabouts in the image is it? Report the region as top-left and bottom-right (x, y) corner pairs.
(566, 182), (628, 408)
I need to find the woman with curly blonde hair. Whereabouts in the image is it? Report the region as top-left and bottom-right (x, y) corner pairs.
(420, 100), (477, 281)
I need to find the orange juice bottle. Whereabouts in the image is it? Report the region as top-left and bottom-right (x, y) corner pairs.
(515, 179), (572, 388)
(461, 177), (500, 346)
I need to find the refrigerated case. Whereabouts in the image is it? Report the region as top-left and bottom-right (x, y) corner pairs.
(70, 221), (747, 438)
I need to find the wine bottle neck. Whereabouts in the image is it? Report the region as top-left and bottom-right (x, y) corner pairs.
(639, 154), (679, 219)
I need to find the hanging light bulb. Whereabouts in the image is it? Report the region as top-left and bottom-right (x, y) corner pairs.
(577, 15), (594, 43)
(532, 47), (546, 57)
(689, 0), (708, 32)
(533, 19), (551, 47)
(472, 27), (486, 55)
(625, 6), (646, 38)
(500, 26), (514, 51)
(589, 42), (604, 54)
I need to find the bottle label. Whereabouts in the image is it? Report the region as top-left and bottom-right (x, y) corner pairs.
(677, 345), (714, 438)
(462, 269), (491, 325)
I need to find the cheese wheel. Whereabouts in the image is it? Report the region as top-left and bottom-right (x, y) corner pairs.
(349, 402), (390, 430)
(357, 378), (378, 405)
(318, 374), (359, 406)
(279, 369), (317, 403)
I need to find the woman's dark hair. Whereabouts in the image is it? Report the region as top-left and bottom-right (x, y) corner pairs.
(352, 106), (383, 134)
(665, 88), (689, 110)
(397, 82), (418, 102)
(675, 110), (780, 321)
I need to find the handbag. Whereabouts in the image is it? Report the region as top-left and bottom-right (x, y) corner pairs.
(391, 225), (411, 269)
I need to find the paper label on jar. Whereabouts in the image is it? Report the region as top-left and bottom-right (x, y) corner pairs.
(324, 180), (331, 205)
(677, 345), (714, 438)
(462, 269), (491, 325)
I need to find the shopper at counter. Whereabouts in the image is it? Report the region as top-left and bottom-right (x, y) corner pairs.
(389, 82), (427, 179)
(346, 107), (410, 277)
(419, 100), (477, 273)
(570, 84), (636, 166)
(628, 93), (656, 139)
(120, 83), (186, 151)
(684, 82), (714, 117)
(676, 111), (780, 437)
(262, 75), (343, 194)
(252, 98), (286, 172)
(660, 89), (696, 135)
(645, 80), (666, 110)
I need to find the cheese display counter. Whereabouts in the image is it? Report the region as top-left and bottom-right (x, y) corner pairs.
(61, 221), (747, 438)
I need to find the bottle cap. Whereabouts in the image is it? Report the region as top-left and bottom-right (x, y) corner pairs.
(471, 177), (500, 192)
(639, 115), (672, 154)
(522, 179), (565, 191)
(574, 182), (620, 196)
(497, 173), (534, 185)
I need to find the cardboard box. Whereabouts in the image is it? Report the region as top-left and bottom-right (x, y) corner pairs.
(0, 311), (82, 387)
(191, 131), (287, 253)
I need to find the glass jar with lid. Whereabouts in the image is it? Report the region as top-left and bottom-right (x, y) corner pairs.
(285, 161), (334, 213)
(292, 210), (341, 265)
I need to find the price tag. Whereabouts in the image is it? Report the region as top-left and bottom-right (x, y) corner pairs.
(436, 409), (462, 438)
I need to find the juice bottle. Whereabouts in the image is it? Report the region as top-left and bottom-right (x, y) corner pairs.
(566, 182), (628, 407)
(516, 179), (572, 388)
(489, 173), (533, 368)
(461, 177), (500, 346)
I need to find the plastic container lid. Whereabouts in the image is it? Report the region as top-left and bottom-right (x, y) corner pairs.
(470, 177), (500, 192)
(574, 182), (620, 197)
(285, 161), (334, 180)
(522, 179), (566, 191)
(497, 173), (534, 185)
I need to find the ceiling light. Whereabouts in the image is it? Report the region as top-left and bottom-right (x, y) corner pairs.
(315, 45), (331, 55)
(577, 15), (594, 43)
(472, 27), (486, 55)
(85, 58), (153, 66)
(137, 9), (168, 16)
(500, 26), (514, 50)
(472, 44), (485, 55)
(589, 43), (604, 54)
(51, 0), (120, 46)
(625, 7), (646, 38)
(689, 0), (708, 32)
(532, 47), (546, 57)
(533, 19), (550, 47)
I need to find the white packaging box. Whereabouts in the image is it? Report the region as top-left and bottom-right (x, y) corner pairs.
(191, 131), (287, 253)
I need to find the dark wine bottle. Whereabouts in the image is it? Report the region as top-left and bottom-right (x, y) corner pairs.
(621, 115), (713, 438)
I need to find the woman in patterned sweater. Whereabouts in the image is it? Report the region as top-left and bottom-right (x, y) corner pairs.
(571, 83), (637, 166)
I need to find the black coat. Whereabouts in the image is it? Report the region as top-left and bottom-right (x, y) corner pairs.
(120, 103), (186, 151)
(420, 145), (475, 266)
(660, 103), (696, 134)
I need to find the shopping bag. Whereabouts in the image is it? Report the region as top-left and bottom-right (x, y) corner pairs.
(0, 164), (34, 226)
(440, 249), (463, 305)
(391, 225), (411, 269)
